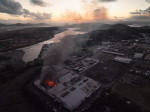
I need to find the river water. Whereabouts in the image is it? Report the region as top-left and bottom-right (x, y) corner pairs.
(19, 28), (85, 62)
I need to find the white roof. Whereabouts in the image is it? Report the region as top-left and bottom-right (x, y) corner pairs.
(58, 77), (100, 110)
(60, 86), (87, 110)
(59, 71), (78, 83)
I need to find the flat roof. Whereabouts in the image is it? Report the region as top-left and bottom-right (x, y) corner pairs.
(114, 56), (132, 64)
(133, 53), (144, 58)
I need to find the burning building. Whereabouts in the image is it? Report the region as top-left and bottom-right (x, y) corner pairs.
(34, 33), (101, 111)
(34, 69), (101, 111)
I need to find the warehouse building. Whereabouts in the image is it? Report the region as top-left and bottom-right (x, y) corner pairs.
(133, 53), (144, 59)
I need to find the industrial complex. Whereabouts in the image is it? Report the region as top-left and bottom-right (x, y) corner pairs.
(34, 69), (101, 111)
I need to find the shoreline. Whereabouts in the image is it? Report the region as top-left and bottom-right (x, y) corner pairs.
(0, 28), (66, 54)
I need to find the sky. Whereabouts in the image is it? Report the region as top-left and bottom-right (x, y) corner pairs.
(0, 0), (150, 24)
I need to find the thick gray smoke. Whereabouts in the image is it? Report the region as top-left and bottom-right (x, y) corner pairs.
(40, 33), (89, 82)
(40, 65), (62, 83)
(43, 35), (88, 67)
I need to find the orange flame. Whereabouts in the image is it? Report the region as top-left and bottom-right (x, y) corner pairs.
(45, 80), (58, 87)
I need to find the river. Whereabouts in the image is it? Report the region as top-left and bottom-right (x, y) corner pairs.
(19, 28), (85, 62)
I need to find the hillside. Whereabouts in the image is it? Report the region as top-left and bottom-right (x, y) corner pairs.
(86, 24), (150, 46)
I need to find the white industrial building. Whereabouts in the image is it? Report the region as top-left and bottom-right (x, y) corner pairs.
(133, 53), (144, 59)
(34, 70), (101, 111)
(114, 56), (132, 64)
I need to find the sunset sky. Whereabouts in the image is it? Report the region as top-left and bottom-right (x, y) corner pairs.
(0, 0), (149, 23)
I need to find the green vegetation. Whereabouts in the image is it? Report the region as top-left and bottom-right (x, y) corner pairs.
(113, 79), (150, 111)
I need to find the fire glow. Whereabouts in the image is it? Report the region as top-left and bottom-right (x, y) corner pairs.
(45, 80), (58, 87)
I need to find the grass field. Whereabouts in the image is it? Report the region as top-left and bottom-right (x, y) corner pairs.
(112, 79), (150, 111)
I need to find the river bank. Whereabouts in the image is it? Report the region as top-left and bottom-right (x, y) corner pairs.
(0, 27), (65, 53)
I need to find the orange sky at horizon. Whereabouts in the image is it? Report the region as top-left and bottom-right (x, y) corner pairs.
(0, 0), (149, 23)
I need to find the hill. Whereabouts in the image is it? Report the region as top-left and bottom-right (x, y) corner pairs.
(86, 24), (150, 46)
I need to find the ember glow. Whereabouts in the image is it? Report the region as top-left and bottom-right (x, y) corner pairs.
(45, 80), (58, 87)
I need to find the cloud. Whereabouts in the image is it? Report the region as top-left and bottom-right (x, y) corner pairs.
(120, 15), (150, 26)
(62, 8), (108, 23)
(93, 8), (108, 19)
(114, 16), (125, 19)
(0, 19), (30, 24)
(23, 9), (51, 20)
(30, 0), (47, 7)
(146, 7), (150, 13)
(130, 7), (150, 15)
(0, 0), (51, 21)
(61, 0), (108, 23)
(62, 11), (87, 22)
(98, 0), (116, 2)
(128, 15), (150, 21)
(130, 11), (142, 15)
(146, 0), (150, 3)
(123, 4), (150, 26)
(127, 6), (150, 25)
(0, 0), (22, 15)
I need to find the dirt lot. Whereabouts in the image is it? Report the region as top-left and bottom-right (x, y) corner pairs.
(85, 59), (127, 83)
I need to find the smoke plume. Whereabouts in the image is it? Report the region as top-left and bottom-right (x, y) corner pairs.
(40, 33), (89, 82)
